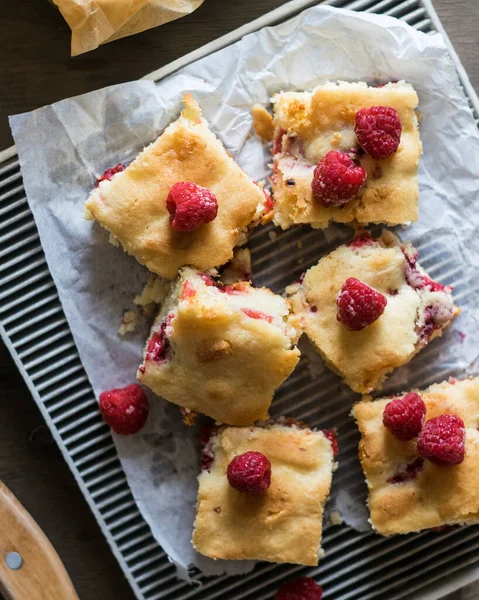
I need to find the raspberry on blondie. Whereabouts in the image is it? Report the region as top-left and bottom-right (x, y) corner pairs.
(193, 420), (336, 565)
(287, 231), (459, 394)
(271, 81), (421, 229)
(352, 377), (479, 535)
(85, 94), (267, 279)
(137, 268), (300, 426)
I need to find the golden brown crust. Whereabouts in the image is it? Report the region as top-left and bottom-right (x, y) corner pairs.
(138, 269), (300, 425)
(352, 377), (479, 535)
(192, 424), (334, 565)
(288, 232), (458, 393)
(85, 94), (265, 279)
(271, 81), (421, 230)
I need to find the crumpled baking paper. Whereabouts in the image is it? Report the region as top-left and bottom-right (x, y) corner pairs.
(9, 4), (479, 582)
(52, 0), (204, 56)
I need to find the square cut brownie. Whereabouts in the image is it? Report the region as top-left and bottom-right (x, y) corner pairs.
(85, 93), (267, 279)
(353, 377), (479, 535)
(193, 420), (336, 565)
(271, 81), (421, 229)
(288, 231), (459, 394)
(137, 268), (300, 426)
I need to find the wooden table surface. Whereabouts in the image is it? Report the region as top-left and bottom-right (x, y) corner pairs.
(1, 1), (478, 598)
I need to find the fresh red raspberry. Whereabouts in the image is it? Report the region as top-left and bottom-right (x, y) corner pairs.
(312, 151), (366, 207)
(383, 392), (426, 440)
(275, 576), (323, 600)
(166, 182), (218, 232)
(417, 414), (466, 466)
(99, 384), (148, 435)
(323, 429), (339, 457)
(354, 106), (402, 159)
(336, 277), (387, 331)
(95, 163), (125, 186)
(227, 451), (271, 494)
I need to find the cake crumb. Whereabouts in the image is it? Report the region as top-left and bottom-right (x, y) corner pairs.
(118, 310), (139, 335)
(268, 230), (278, 243)
(222, 247), (252, 284)
(134, 274), (170, 315)
(180, 407), (198, 426)
(297, 240), (303, 249)
(251, 104), (274, 143)
(285, 282), (301, 295)
(330, 510), (344, 525)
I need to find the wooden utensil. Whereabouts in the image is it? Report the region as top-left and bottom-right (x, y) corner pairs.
(0, 481), (79, 600)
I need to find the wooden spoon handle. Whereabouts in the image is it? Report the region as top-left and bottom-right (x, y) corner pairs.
(0, 481), (79, 600)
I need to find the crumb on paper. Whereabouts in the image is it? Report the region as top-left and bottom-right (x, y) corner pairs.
(297, 257), (304, 264)
(222, 247), (252, 284)
(330, 510), (344, 525)
(269, 230), (278, 243)
(134, 273), (170, 317)
(109, 233), (120, 247)
(251, 104), (274, 143)
(118, 309), (139, 335)
(297, 240), (303, 249)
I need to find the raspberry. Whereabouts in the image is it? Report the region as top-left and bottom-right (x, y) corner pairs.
(180, 280), (196, 299)
(240, 308), (273, 323)
(227, 451), (271, 494)
(200, 274), (217, 287)
(95, 163), (125, 186)
(354, 106), (402, 159)
(145, 320), (170, 363)
(348, 232), (374, 248)
(417, 414), (466, 466)
(275, 577), (323, 600)
(312, 151), (366, 207)
(166, 182), (218, 231)
(323, 429), (339, 457)
(383, 392), (426, 440)
(99, 384), (149, 435)
(336, 277), (387, 331)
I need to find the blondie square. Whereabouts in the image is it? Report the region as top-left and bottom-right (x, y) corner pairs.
(271, 81), (421, 229)
(193, 421), (335, 565)
(85, 94), (267, 279)
(288, 232), (459, 393)
(352, 377), (479, 535)
(137, 268), (300, 425)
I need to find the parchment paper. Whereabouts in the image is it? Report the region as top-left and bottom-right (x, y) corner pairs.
(10, 5), (479, 582)
(52, 0), (204, 56)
